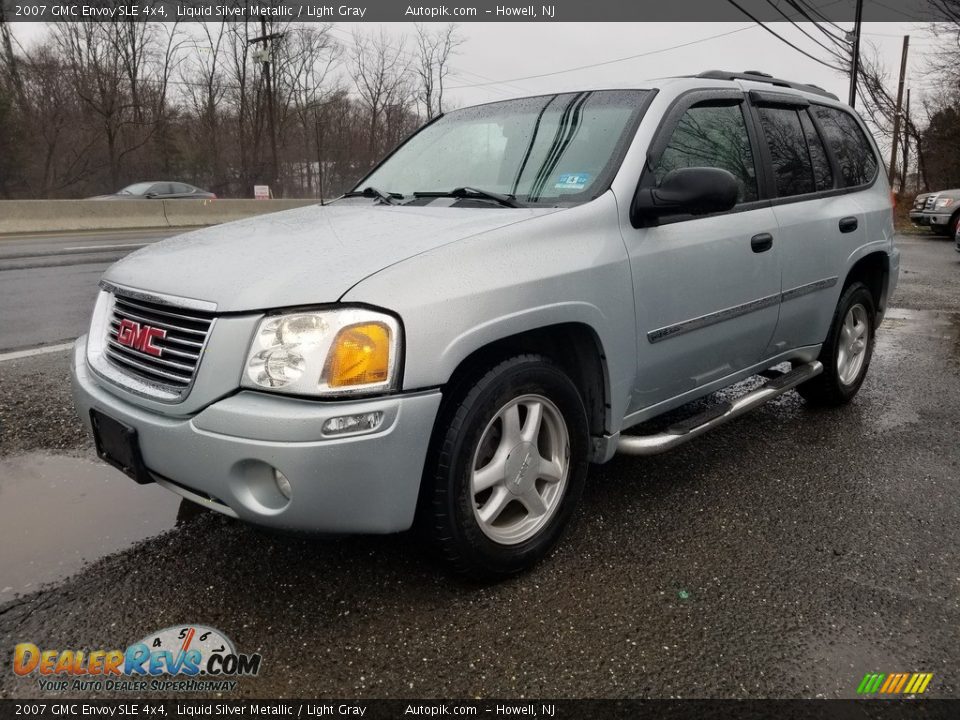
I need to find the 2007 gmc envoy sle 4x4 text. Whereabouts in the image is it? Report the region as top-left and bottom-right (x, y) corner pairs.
(72, 70), (899, 578)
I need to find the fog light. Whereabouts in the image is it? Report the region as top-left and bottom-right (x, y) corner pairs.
(321, 411), (384, 436)
(274, 469), (292, 500)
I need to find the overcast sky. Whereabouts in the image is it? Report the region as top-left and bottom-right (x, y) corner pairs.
(9, 21), (941, 112)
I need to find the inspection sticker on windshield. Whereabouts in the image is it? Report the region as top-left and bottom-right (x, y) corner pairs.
(555, 173), (590, 190)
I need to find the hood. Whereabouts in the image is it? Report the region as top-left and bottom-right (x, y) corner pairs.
(103, 202), (559, 312)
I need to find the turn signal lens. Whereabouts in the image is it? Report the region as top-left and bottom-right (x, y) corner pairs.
(324, 323), (392, 388)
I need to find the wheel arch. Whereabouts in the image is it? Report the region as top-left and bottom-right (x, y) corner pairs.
(843, 249), (890, 316)
(437, 322), (612, 452)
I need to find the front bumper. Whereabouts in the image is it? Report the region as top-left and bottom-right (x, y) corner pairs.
(71, 337), (442, 533)
(910, 211), (951, 227)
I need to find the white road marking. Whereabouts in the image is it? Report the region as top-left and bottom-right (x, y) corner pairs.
(63, 243), (148, 251)
(0, 342), (75, 363)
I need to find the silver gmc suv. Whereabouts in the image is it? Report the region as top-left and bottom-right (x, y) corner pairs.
(72, 70), (900, 577)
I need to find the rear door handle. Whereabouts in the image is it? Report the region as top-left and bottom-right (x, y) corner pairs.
(839, 216), (859, 233)
(751, 233), (773, 253)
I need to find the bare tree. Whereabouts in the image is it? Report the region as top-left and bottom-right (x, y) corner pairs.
(414, 24), (462, 120)
(52, 19), (180, 189)
(180, 22), (231, 193)
(279, 24), (341, 199)
(0, 8), (25, 106)
(350, 29), (412, 161)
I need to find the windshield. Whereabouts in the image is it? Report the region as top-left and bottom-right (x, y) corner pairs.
(118, 183), (154, 195)
(357, 90), (649, 206)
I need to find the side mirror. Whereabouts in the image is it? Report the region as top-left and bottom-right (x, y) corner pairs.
(631, 167), (739, 225)
(144, 193), (158, 199)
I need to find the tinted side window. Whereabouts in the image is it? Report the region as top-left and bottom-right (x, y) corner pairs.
(757, 106), (815, 197)
(800, 110), (833, 191)
(654, 102), (759, 204)
(172, 183), (194, 194)
(813, 106), (878, 187)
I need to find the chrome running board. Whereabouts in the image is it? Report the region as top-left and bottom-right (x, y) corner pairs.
(616, 361), (823, 456)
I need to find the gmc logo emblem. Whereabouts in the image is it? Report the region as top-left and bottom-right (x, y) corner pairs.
(117, 318), (166, 357)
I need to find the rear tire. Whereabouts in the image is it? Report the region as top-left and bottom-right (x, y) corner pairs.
(420, 354), (589, 579)
(797, 282), (876, 407)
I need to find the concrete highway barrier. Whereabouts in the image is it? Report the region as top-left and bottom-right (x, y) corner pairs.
(0, 199), (319, 235)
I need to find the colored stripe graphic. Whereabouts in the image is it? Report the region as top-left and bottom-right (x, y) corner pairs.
(894, 674), (909, 693)
(856, 672), (932, 695)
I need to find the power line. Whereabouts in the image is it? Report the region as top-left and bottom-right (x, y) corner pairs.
(791, 0), (848, 33)
(445, 25), (757, 90)
(725, 0), (846, 71)
(781, 0), (851, 50)
(765, 0), (849, 55)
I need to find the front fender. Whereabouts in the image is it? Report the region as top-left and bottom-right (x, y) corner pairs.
(341, 194), (637, 430)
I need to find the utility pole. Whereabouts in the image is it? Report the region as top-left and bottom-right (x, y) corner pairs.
(902, 88), (912, 196)
(848, 0), (864, 107)
(888, 35), (910, 188)
(249, 20), (282, 198)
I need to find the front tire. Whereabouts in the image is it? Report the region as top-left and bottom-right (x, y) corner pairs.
(797, 282), (876, 406)
(421, 354), (589, 579)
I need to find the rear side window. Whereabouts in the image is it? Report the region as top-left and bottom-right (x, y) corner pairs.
(653, 102), (759, 204)
(757, 106), (815, 197)
(812, 106), (878, 187)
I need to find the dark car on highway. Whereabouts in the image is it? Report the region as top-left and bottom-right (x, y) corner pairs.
(90, 182), (216, 200)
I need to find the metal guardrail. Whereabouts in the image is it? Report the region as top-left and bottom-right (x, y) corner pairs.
(0, 199), (319, 235)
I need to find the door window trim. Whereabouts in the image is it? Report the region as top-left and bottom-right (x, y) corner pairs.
(747, 97), (880, 209)
(633, 88), (772, 227)
(635, 88), (884, 224)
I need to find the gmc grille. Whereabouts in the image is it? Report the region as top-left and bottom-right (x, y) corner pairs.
(105, 292), (215, 389)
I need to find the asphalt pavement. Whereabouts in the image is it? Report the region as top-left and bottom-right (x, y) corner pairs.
(0, 232), (957, 700)
(0, 229), (177, 351)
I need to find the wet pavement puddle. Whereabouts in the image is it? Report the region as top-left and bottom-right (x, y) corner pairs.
(0, 452), (186, 603)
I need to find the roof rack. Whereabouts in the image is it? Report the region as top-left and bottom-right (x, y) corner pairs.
(696, 70), (839, 101)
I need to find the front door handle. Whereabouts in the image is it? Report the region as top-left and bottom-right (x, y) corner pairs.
(751, 233), (773, 253)
(839, 216), (859, 233)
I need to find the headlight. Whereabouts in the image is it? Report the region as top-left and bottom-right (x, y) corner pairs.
(936, 197), (955, 208)
(242, 308), (401, 397)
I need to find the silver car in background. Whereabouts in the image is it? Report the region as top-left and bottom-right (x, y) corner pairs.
(72, 71), (899, 578)
(910, 189), (960, 236)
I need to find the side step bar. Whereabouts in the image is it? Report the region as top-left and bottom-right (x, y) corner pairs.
(616, 361), (823, 456)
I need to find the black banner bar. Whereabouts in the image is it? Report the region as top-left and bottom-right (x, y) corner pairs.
(1, 700), (960, 720)
(0, 0), (952, 23)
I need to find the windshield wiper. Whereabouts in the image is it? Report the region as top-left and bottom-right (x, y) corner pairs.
(413, 187), (521, 208)
(342, 186), (403, 205)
